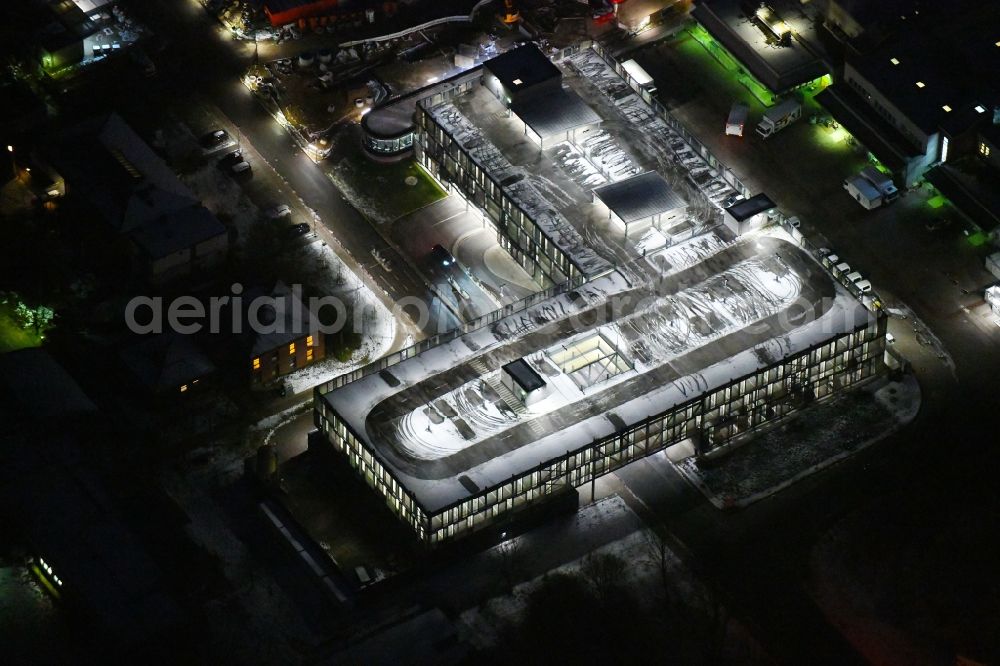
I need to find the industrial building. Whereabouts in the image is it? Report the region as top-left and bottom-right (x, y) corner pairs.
(816, 1), (1000, 187)
(690, 0), (828, 97)
(316, 42), (887, 546)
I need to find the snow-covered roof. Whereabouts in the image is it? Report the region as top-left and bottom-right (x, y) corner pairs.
(322, 227), (875, 513)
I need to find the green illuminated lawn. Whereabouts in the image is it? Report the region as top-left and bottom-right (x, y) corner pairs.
(330, 131), (447, 224)
(927, 195), (948, 209)
(966, 231), (989, 247)
(686, 25), (776, 106)
(0, 302), (43, 354)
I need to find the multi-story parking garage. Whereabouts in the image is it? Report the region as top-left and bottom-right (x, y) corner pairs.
(316, 43), (887, 546)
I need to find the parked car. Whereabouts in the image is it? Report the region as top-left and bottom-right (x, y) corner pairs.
(230, 161), (252, 179)
(723, 193), (743, 207)
(217, 149), (242, 168)
(855, 279), (873, 293)
(787, 215), (801, 229)
(925, 218), (951, 232)
(282, 223), (311, 240)
(265, 204), (292, 219)
(430, 244), (455, 267)
(200, 129), (229, 148)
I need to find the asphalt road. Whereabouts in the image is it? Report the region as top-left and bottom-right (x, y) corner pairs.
(132, 0), (459, 336)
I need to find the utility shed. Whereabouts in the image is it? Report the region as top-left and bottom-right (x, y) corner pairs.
(483, 44), (561, 105)
(501, 358), (547, 405)
(723, 192), (777, 236)
(511, 88), (601, 148)
(593, 171), (687, 236)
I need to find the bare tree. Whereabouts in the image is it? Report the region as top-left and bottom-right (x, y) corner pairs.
(580, 551), (628, 601)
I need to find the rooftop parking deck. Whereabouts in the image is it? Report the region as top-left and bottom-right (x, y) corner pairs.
(322, 226), (875, 513)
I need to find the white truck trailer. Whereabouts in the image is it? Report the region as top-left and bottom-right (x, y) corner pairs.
(843, 174), (884, 210)
(726, 102), (749, 137)
(860, 166), (899, 203)
(755, 99), (801, 138)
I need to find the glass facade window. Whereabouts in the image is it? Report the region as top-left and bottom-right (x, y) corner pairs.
(364, 132), (415, 155)
(317, 316), (886, 546)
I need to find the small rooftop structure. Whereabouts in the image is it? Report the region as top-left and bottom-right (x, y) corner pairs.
(511, 88), (601, 145)
(593, 171), (687, 233)
(723, 192), (777, 236)
(484, 44), (561, 92)
(502, 358), (546, 393)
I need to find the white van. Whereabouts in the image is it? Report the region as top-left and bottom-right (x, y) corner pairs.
(834, 262), (851, 277)
(855, 280), (872, 293)
(845, 271), (863, 283)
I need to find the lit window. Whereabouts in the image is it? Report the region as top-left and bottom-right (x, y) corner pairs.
(890, 57), (900, 65)
(982, 142), (992, 157)
(996, 40), (1000, 47)
(915, 81), (925, 88)
(306, 348), (314, 361)
(252, 357), (261, 370)
(942, 105), (952, 112)
(288, 342), (296, 354)
(306, 335), (314, 347)
(975, 105), (986, 113)
(180, 384), (188, 393)
(512, 78), (522, 85)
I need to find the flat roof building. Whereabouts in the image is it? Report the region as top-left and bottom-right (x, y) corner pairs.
(316, 229), (885, 545)
(723, 192), (777, 236)
(511, 88), (602, 148)
(593, 171), (687, 237)
(817, 1), (1000, 186)
(691, 0), (827, 96)
(483, 44), (562, 106)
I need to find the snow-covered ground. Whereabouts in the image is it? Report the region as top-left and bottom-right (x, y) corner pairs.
(281, 242), (396, 395)
(677, 375), (920, 508)
(457, 497), (716, 650)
